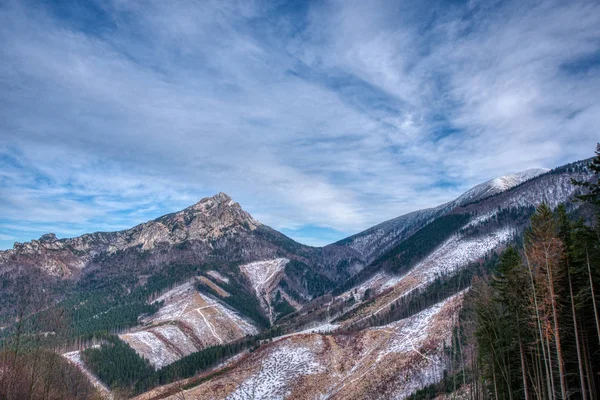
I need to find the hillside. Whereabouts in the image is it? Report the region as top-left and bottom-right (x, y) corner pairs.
(330, 168), (549, 266)
(0, 157), (596, 399)
(136, 292), (465, 400)
(0, 193), (340, 325)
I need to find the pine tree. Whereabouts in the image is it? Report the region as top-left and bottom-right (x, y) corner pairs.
(557, 204), (589, 400)
(525, 204), (567, 400)
(572, 143), (600, 206)
(493, 247), (532, 400)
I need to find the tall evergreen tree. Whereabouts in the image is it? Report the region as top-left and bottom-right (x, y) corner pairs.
(525, 204), (567, 399)
(572, 143), (600, 206)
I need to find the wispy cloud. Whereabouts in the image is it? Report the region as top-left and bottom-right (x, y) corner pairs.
(0, 0), (598, 249)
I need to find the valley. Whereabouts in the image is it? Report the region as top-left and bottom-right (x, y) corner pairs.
(1, 157), (597, 399)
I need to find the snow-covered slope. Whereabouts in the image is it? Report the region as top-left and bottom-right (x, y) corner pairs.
(240, 258), (290, 323)
(336, 208), (442, 265)
(453, 168), (548, 205)
(120, 279), (258, 368)
(153, 292), (465, 400)
(334, 161), (594, 274)
(334, 168), (549, 265)
(340, 226), (512, 327)
(301, 162), (591, 335)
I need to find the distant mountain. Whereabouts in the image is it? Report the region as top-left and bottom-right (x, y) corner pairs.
(304, 159), (592, 330)
(329, 167), (549, 267)
(0, 193), (338, 325)
(1, 192), (263, 278)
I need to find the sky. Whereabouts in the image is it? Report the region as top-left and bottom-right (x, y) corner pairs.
(0, 0), (599, 249)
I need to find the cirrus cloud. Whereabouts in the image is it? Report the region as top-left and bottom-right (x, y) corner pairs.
(0, 0), (598, 249)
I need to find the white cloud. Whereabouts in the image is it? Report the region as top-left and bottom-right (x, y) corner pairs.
(0, 0), (597, 248)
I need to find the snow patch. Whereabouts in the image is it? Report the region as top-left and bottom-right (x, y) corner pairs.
(207, 270), (230, 283)
(240, 258), (289, 323)
(376, 298), (449, 359)
(120, 280), (258, 368)
(120, 331), (180, 369)
(226, 344), (324, 400)
(411, 227), (513, 284)
(277, 323), (340, 340)
(63, 349), (113, 399)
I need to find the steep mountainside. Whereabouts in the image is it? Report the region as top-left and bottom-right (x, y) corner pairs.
(293, 160), (591, 333)
(135, 292), (465, 400)
(1, 193), (264, 278)
(120, 279), (258, 369)
(331, 168), (549, 266)
(0, 193), (337, 330)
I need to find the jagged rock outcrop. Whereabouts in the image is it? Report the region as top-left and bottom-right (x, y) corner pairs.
(0, 193), (262, 278)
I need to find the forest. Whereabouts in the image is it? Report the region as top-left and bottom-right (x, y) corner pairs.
(452, 147), (600, 399)
(79, 326), (285, 395)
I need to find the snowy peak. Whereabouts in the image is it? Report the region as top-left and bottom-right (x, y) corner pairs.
(336, 167), (551, 264)
(490, 168), (550, 191)
(455, 168), (549, 206)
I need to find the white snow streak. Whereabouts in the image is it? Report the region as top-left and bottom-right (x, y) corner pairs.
(197, 308), (223, 344)
(240, 258), (289, 323)
(63, 349), (113, 399)
(207, 270), (230, 283)
(226, 344), (324, 400)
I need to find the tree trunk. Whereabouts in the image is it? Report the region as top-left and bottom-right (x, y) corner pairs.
(519, 339), (530, 400)
(492, 357), (499, 400)
(585, 247), (600, 344)
(524, 246), (555, 400)
(569, 266), (588, 400)
(544, 251), (567, 399)
(545, 334), (557, 400)
(583, 335), (598, 398)
(517, 311), (530, 400)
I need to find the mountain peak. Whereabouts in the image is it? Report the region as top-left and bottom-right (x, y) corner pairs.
(489, 168), (550, 191)
(0, 192), (264, 277)
(188, 192), (239, 212)
(181, 192), (260, 231)
(210, 192), (233, 202)
(456, 167), (549, 206)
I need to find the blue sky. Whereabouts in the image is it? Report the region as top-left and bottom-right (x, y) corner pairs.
(1, 0), (599, 249)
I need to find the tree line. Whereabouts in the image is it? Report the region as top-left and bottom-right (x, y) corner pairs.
(466, 146), (600, 399)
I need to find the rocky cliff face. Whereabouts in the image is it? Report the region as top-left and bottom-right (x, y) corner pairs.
(0, 193), (262, 278)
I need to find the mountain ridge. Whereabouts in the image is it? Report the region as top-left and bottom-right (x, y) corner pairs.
(0, 156), (595, 399)
(0, 163), (583, 284)
(0, 192), (263, 277)
(1, 168), (551, 255)
(329, 166), (551, 266)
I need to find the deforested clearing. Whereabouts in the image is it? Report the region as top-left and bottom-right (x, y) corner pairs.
(157, 291), (465, 399)
(120, 279), (258, 368)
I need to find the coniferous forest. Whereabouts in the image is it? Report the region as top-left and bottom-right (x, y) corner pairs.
(461, 146), (600, 399)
